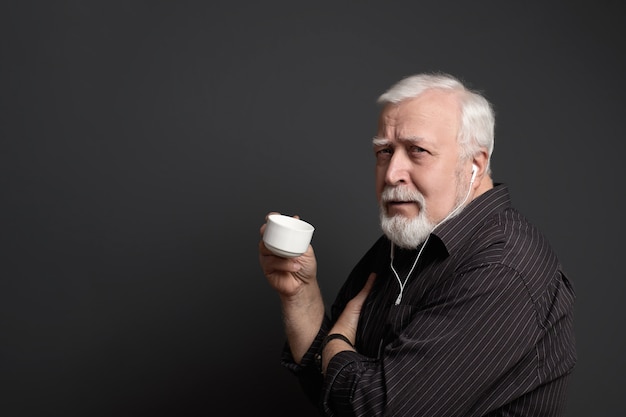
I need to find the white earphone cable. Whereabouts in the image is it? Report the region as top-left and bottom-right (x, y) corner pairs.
(390, 168), (476, 305)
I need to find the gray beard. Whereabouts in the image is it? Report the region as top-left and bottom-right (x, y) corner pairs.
(379, 186), (435, 249)
(379, 173), (467, 249)
(379, 205), (435, 249)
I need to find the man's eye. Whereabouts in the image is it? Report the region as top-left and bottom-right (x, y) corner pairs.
(410, 145), (427, 154)
(375, 148), (393, 160)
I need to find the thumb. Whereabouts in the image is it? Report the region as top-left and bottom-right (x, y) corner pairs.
(351, 273), (377, 307)
(331, 273), (377, 343)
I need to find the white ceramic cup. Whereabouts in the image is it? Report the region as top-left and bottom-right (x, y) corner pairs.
(263, 214), (315, 258)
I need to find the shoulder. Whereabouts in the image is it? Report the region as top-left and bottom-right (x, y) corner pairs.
(465, 205), (564, 299)
(488, 207), (559, 269)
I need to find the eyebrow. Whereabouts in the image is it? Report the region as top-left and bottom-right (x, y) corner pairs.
(372, 136), (390, 146)
(372, 136), (426, 146)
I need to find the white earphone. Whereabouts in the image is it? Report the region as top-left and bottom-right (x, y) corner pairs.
(470, 164), (478, 184)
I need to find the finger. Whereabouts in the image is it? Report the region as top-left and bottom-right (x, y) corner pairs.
(351, 273), (377, 305)
(358, 273), (377, 297)
(259, 239), (270, 253)
(265, 211), (280, 221)
(270, 258), (302, 274)
(260, 212), (280, 235)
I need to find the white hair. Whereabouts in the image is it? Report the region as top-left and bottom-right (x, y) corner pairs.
(377, 73), (495, 173)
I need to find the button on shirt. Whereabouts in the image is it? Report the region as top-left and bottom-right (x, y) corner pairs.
(282, 184), (576, 417)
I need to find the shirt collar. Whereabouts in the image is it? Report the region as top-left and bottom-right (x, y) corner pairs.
(430, 183), (512, 256)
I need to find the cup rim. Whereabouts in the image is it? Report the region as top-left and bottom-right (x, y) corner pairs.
(267, 214), (315, 231)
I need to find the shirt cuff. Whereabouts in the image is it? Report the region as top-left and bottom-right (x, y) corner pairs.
(281, 315), (332, 374)
(321, 350), (375, 415)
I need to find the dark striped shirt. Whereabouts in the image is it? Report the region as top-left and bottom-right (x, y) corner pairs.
(282, 184), (576, 416)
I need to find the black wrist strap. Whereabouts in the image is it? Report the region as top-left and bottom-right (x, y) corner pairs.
(322, 333), (354, 350)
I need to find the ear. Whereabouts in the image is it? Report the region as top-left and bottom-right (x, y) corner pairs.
(471, 149), (490, 181)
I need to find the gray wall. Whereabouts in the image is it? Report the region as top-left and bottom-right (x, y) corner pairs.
(2, 1), (624, 416)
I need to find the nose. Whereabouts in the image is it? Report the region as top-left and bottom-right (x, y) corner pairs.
(385, 150), (411, 186)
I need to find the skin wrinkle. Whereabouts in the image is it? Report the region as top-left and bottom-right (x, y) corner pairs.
(373, 89), (483, 249)
(376, 94), (462, 192)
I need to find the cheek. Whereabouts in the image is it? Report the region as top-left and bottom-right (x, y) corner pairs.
(407, 172), (427, 193)
(425, 182), (460, 219)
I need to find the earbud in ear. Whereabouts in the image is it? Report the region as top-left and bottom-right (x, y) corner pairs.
(470, 164), (478, 183)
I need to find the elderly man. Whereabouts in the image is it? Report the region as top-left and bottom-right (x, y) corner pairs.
(258, 73), (576, 416)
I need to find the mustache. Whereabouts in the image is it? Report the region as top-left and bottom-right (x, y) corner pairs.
(381, 186), (426, 207)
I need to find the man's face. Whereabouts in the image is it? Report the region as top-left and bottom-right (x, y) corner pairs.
(374, 89), (469, 246)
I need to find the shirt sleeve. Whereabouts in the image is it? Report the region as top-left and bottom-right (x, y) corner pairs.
(320, 264), (546, 417)
(280, 314), (332, 410)
(279, 237), (389, 413)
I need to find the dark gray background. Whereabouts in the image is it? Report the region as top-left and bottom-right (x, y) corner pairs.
(1, 1), (624, 416)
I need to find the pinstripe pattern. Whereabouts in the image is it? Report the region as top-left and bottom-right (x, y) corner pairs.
(282, 185), (576, 416)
